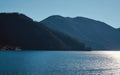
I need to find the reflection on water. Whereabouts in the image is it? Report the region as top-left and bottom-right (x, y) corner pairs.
(0, 51), (120, 75)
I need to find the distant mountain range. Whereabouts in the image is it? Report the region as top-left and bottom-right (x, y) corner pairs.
(0, 13), (90, 50)
(117, 28), (120, 32)
(1, 12), (120, 50)
(41, 15), (120, 50)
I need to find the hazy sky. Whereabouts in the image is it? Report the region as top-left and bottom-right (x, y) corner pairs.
(0, 0), (120, 28)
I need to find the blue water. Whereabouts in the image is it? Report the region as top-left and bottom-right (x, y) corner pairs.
(0, 51), (120, 75)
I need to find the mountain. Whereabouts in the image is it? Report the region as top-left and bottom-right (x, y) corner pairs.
(117, 28), (120, 32)
(0, 13), (90, 50)
(41, 15), (120, 50)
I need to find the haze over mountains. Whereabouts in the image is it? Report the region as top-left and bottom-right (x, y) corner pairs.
(0, 13), (90, 50)
(41, 15), (120, 50)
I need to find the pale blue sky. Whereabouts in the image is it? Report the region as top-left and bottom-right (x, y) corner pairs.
(0, 0), (120, 28)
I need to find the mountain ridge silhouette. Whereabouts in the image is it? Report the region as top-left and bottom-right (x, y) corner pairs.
(41, 15), (120, 50)
(0, 13), (90, 50)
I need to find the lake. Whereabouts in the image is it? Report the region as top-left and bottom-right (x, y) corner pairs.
(0, 51), (120, 75)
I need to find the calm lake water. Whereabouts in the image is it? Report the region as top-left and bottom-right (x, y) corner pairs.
(0, 51), (120, 75)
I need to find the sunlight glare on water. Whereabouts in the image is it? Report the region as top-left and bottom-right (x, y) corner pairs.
(0, 51), (120, 75)
(100, 51), (120, 60)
